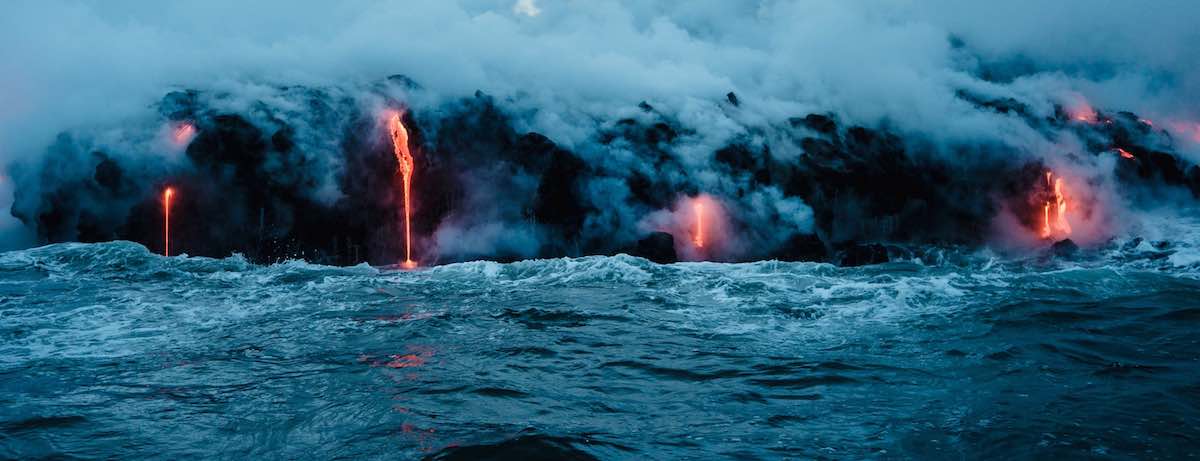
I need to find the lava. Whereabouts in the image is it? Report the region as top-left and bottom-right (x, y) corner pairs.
(162, 187), (175, 256)
(1039, 171), (1071, 239)
(1067, 102), (1097, 123)
(1116, 148), (1136, 160)
(389, 112), (417, 268)
(692, 201), (705, 248)
(172, 122), (196, 146)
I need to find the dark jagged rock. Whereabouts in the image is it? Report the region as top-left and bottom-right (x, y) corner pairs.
(714, 144), (756, 172)
(92, 154), (125, 193)
(385, 73), (422, 90)
(1051, 238), (1079, 257)
(955, 89), (1030, 116)
(188, 115), (268, 175)
(644, 122), (677, 145)
(791, 113), (838, 135)
(783, 112), (1024, 245)
(632, 231), (678, 264)
(839, 242), (889, 267)
(157, 90), (199, 121)
(726, 91), (740, 107)
(1188, 166), (1200, 198)
(532, 148), (589, 241)
(714, 143), (771, 186)
(772, 233), (827, 262)
(15, 82), (1200, 268)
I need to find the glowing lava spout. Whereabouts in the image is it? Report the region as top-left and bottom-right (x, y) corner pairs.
(1039, 172), (1071, 239)
(162, 187), (175, 256)
(173, 122), (196, 145)
(693, 201), (705, 248)
(389, 113), (417, 268)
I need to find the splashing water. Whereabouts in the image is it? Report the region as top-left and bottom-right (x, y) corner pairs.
(3, 240), (1200, 458)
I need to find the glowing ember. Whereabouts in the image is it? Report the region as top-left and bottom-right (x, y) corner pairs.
(1116, 148), (1136, 159)
(1039, 172), (1071, 239)
(162, 187), (175, 256)
(389, 113), (417, 268)
(692, 201), (705, 248)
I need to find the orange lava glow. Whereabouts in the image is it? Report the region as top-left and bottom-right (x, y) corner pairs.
(1039, 172), (1071, 239)
(1064, 96), (1098, 124)
(162, 187), (175, 256)
(389, 113), (416, 268)
(173, 122), (196, 145)
(1070, 107), (1096, 123)
(692, 201), (705, 248)
(1116, 148), (1136, 159)
(1169, 121), (1200, 143)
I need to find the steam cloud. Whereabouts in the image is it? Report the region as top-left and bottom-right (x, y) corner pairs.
(2, 1), (1199, 263)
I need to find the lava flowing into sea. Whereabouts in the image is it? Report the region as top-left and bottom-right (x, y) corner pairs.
(162, 187), (175, 256)
(1039, 171), (1071, 239)
(389, 113), (417, 268)
(692, 201), (705, 248)
(173, 122), (196, 145)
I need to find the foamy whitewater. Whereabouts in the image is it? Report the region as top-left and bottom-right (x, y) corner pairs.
(2, 233), (1199, 459)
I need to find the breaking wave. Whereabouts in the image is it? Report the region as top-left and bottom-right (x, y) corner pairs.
(3, 240), (1200, 458)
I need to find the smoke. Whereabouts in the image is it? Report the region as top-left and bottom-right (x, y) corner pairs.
(2, 0), (1199, 259)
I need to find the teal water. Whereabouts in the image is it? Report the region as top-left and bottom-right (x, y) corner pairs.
(1, 241), (1198, 459)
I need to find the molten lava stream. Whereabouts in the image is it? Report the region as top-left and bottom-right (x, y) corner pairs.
(389, 113), (417, 268)
(692, 201), (705, 248)
(163, 187), (175, 256)
(1039, 171), (1071, 240)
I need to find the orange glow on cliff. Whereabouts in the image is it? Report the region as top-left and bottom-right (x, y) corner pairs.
(1071, 107), (1095, 122)
(1116, 148), (1136, 159)
(1064, 96), (1097, 123)
(1039, 172), (1071, 239)
(1169, 121), (1200, 143)
(162, 187), (175, 256)
(389, 112), (417, 268)
(692, 202), (705, 248)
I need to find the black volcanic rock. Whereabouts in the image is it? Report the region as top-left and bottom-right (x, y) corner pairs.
(955, 89), (1030, 116)
(773, 233), (827, 262)
(157, 90), (199, 121)
(839, 242), (889, 267)
(1051, 238), (1079, 257)
(799, 113), (839, 135)
(385, 73), (422, 90)
(633, 231), (678, 264)
(726, 91), (740, 107)
(532, 148), (589, 240)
